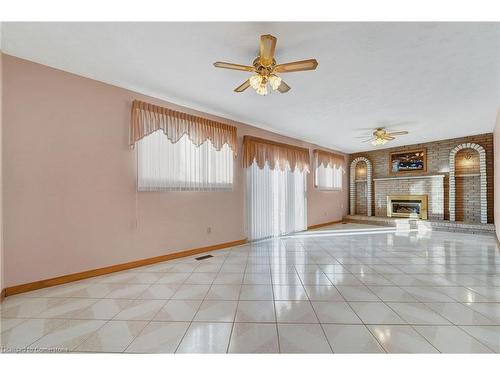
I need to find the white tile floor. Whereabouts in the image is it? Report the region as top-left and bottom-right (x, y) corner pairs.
(1, 223), (500, 353)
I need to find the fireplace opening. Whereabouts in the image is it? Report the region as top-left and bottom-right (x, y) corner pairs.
(392, 200), (421, 215)
(387, 195), (428, 220)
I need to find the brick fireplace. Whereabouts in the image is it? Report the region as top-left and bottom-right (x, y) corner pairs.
(348, 133), (493, 224)
(374, 175), (444, 220)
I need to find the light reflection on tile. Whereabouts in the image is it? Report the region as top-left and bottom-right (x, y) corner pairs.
(176, 322), (232, 353)
(367, 325), (439, 353)
(228, 323), (279, 353)
(2, 223), (500, 353)
(413, 325), (492, 353)
(323, 324), (385, 353)
(278, 324), (331, 353)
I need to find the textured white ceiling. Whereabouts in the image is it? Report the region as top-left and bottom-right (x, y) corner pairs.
(2, 22), (499, 152)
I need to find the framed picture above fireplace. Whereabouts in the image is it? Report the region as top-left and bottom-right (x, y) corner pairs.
(390, 148), (427, 174)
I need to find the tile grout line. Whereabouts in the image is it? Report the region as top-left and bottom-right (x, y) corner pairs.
(338, 289), (389, 353)
(125, 250), (227, 353)
(225, 251), (248, 353)
(121, 262), (199, 353)
(294, 257), (334, 354)
(173, 252), (226, 353)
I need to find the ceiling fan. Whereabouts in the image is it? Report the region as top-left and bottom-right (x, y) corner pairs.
(213, 34), (318, 96)
(358, 128), (409, 146)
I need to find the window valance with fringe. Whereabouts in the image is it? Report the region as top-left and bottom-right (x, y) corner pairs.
(313, 149), (345, 168)
(242, 135), (310, 172)
(130, 100), (238, 156)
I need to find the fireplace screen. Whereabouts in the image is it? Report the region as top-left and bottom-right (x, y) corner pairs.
(387, 195), (428, 220)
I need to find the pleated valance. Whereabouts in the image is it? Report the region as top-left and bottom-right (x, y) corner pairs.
(130, 100), (238, 155)
(243, 136), (310, 172)
(314, 149), (345, 168)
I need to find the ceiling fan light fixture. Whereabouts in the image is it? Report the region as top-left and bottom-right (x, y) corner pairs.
(249, 74), (263, 90)
(256, 84), (268, 96)
(269, 75), (282, 90)
(371, 138), (388, 146)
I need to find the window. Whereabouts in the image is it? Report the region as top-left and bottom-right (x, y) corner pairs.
(130, 100), (237, 192)
(314, 149), (344, 190)
(315, 163), (343, 190)
(137, 131), (234, 191)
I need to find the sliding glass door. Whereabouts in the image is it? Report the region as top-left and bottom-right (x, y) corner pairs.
(247, 163), (307, 241)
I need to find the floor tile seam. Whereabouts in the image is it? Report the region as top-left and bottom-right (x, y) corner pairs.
(224, 261), (245, 354)
(422, 300), (500, 325)
(0, 316), (70, 350)
(454, 325), (499, 353)
(269, 267), (281, 353)
(295, 266), (334, 353)
(28, 316), (109, 353)
(331, 285), (391, 353)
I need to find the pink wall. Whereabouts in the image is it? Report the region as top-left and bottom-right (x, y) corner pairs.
(0, 52), (4, 293)
(2, 55), (348, 287)
(494, 110), (500, 242)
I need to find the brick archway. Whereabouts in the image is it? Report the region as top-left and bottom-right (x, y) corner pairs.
(449, 143), (487, 223)
(350, 157), (372, 216)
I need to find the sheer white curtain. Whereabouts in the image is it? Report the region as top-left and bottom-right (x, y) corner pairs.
(247, 162), (307, 241)
(137, 130), (233, 191)
(315, 164), (343, 190)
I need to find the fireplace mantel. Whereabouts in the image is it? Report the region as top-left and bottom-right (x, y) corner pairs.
(373, 174), (445, 182)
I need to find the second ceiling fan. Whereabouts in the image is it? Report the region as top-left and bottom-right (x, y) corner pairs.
(213, 34), (318, 95)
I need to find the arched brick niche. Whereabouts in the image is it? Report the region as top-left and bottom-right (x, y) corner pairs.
(350, 157), (372, 216)
(449, 143), (487, 223)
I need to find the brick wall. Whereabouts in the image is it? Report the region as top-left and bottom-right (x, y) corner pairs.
(355, 181), (367, 215)
(349, 133), (494, 223)
(374, 177), (445, 220)
(455, 175), (481, 222)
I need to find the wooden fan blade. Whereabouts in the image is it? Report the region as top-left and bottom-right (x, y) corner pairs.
(259, 34), (277, 67)
(387, 131), (409, 136)
(213, 62), (254, 72)
(234, 80), (251, 92)
(383, 135), (395, 140)
(277, 80), (291, 93)
(274, 59), (318, 73)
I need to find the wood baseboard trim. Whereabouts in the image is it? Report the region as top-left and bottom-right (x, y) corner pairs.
(0, 288), (6, 303)
(5, 238), (247, 297)
(307, 219), (343, 230)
